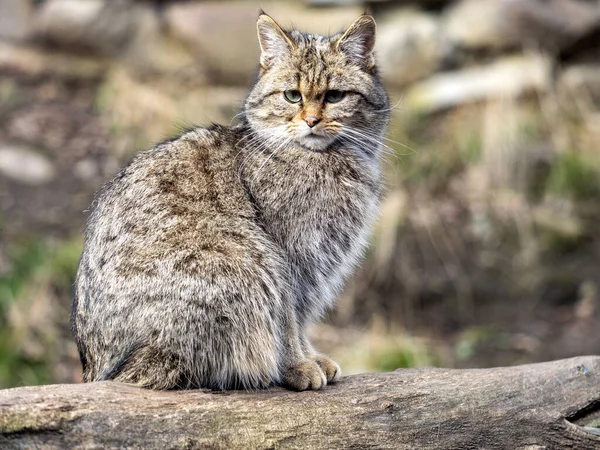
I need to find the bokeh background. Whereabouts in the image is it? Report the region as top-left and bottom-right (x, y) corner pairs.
(1, 0), (599, 389)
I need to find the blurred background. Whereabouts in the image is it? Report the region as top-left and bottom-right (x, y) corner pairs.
(0, 0), (599, 389)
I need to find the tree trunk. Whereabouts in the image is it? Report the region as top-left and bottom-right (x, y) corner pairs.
(1, 356), (599, 449)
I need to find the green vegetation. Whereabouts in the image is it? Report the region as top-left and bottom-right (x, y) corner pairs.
(455, 326), (509, 361)
(0, 79), (22, 111)
(369, 336), (439, 372)
(0, 238), (81, 388)
(546, 153), (600, 200)
(386, 108), (484, 191)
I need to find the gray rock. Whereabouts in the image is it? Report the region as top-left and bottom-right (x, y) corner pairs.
(122, 4), (201, 80)
(376, 9), (449, 87)
(0, 0), (34, 41)
(405, 55), (552, 113)
(0, 41), (105, 80)
(444, 0), (600, 53)
(307, 0), (452, 5)
(165, 1), (362, 85)
(73, 159), (98, 181)
(33, 0), (135, 55)
(0, 144), (55, 185)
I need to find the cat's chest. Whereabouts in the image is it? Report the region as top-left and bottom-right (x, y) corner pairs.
(247, 152), (381, 259)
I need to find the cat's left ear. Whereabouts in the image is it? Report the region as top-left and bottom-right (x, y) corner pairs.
(257, 13), (294, 69)
(336, 14), (376, 69)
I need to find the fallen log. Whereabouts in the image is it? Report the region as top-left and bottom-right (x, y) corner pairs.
(1, 356), (599, 449)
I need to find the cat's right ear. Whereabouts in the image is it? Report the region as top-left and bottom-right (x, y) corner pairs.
(336, 14), (376, 70)
(257, 13), (294, 69)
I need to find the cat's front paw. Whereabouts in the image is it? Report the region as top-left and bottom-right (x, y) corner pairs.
(282, 360), (327, 391)
(310, 354), (341, 383)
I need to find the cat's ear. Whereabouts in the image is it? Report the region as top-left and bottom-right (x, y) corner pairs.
(257, 12), (294, 69)
(336, 14), (376, 69)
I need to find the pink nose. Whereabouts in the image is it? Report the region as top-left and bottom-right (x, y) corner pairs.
(305, 116), (321, 128)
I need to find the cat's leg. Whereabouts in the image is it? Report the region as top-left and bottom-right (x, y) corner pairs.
(82, 261), (285, 391)
(279, 305), (328, 391)
(290, 305), (341, 384)
(300, 333), (341, 384)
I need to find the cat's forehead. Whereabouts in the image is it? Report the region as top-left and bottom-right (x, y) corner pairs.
(281, 31), (360, 91)
(285, 31), (346, 75)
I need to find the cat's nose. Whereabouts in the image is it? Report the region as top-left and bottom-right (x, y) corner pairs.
(305, 116), (321, 128)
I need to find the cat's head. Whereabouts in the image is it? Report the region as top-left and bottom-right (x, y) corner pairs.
(243, 12), (389, 154)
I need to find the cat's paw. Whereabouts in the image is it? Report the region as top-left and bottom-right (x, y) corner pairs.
(282, 360), (327, 391)
(310, 354), (341, 383)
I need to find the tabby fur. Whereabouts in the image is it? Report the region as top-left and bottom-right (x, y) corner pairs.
(71, 12), (390, 391)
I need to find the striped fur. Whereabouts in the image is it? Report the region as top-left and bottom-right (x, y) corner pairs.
(71, 13), (389, 391)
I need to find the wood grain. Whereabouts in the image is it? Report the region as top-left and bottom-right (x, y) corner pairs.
(1, 356), (599, 449)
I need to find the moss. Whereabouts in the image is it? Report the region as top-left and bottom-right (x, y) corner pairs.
(546, 153), (600, 200)
(0, 410), (70, 434)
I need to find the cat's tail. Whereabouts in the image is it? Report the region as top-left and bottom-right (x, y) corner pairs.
(92, 342), (188, 390)
(92, 342), (143, 382)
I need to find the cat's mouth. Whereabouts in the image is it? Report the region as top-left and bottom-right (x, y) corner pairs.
(297, 132), (339, 152)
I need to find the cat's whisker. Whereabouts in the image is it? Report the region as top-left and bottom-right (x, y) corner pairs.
(356, 130), (417, 156)
(340, 130), (402, 166)
(379, 135), (417, 155)
(250, 136), (292, 185)
(229, 111), (247, 126)
(373, 96), (403, 113)
(238, 138), (275, 175)
(339, 134), (395, 167)
(342, 128), (399, 156)
(343, 127), (416, 157)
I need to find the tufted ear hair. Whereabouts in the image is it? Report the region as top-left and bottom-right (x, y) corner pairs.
(256, 12), (294, 69)
(336, 14), (377, 69)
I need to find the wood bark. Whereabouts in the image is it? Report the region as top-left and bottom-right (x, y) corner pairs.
(1, 356), (599, 449)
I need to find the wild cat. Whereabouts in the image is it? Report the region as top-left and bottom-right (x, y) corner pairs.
(71, 12), (390, 391)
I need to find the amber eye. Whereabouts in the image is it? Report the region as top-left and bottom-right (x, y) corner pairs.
(284, 90), (302, 103)
(325, 90), (345, 103)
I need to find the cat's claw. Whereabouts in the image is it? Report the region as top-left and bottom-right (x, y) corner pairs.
(282, 360), (327, 391)
(311, 354), (341, 383)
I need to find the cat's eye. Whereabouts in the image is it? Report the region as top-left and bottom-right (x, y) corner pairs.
(325, 90), (345, 103)
(284, 90), (302, 103)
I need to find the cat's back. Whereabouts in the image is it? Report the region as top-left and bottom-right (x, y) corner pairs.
(81, 125), (258, 278)
(73, 125), (291, 388)
(96, 125), (248, 219)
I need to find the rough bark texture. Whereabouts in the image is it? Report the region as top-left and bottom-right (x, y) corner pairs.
(1, 356), (599, 449)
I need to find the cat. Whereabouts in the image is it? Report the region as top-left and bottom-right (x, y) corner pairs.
(71, 12), (390, 391)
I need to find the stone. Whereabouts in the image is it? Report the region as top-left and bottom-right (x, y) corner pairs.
(0, 41), (105, 81)
(33, 0), (135, 56)
(165, 1), (363, 85)
(444, 0), (600, 53)
(73, 159), (99, 181)
(376, 9), (449, 87)
(0, 0), (34, 41)
(122, 4), (201, 81)
(0, 144), (55, 185)
(405, 55), (552, 113)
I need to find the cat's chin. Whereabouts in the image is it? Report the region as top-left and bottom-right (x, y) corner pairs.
(296, 134), (338, 153)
